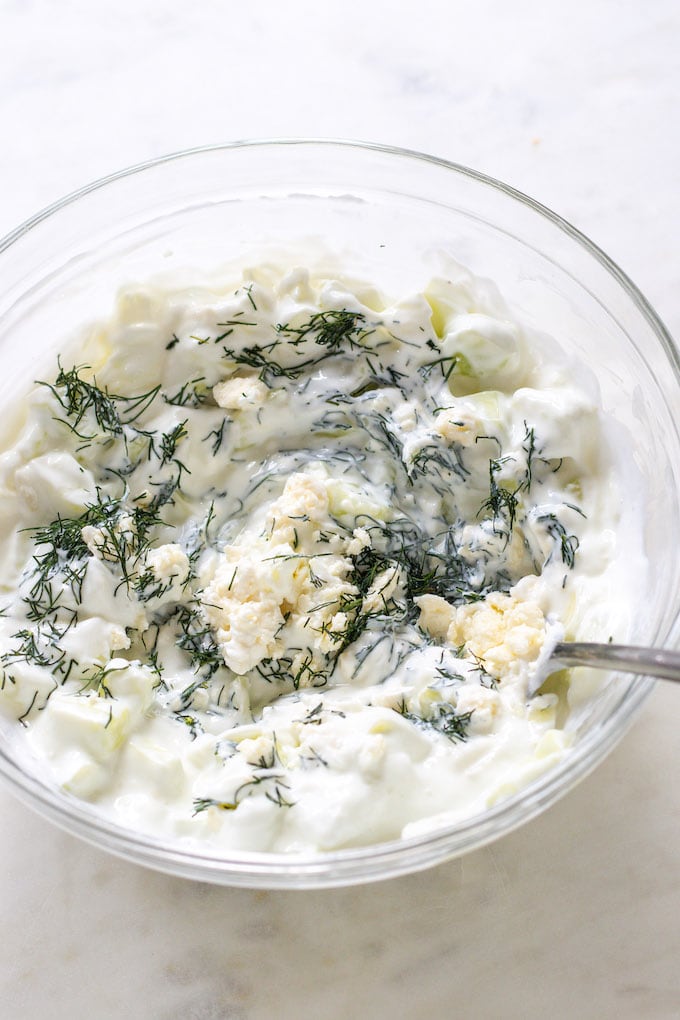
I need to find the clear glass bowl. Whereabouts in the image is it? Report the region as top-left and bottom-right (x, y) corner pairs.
(0, 140), (678, 888)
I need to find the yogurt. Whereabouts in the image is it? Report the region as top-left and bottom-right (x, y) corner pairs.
(0, 261), (643, 851)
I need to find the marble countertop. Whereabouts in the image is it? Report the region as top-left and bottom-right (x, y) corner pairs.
(1, 2), (678, 1017)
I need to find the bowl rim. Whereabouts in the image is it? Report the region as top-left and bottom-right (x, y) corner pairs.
(1, 138), (678, 376)
(0, 138), (675, 887)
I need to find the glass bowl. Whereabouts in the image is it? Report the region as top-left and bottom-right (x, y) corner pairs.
(0, 140), (678, 888)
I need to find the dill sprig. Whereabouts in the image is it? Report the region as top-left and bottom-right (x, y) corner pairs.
(174, 604), (224, 678)
(537, 513), (580, 568)
(205, 419), (227, 455)
(254, 647), (329, 691)
(174, 712), (204, 740)
(173, 677), (209, 713)
(40, 362), (160, 440)
(157, 419), (191, 486)
(418, 352), (462, 383)
(27, 515), (92, 612)
(134, 567), (176, 603)
(192, 796), (238, 814)
(23, 490), (171, 622)
(479, 457), (519, 535)
(409, 443), (469, 484)
(396, 699), (473, 743)
(520, 423), (537, 492)
(193, 766), (295, 815)
(290, 650), (328, 690)
(220, 341), (294, 383)
(79, 661), (128, 698)
(164, 377), (208, 407)
(159, 420), (189, 468)
(276, 309), (371, 351)
(350, 517), (472, 607)
(319, 519), (464, 657)
(347, 365), (408, 399)
(220, 310), (372, 386)
(1, 624), (75, 682)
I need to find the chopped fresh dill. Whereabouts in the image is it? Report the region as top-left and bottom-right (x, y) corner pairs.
(418, 352), (461, 383)
(164, 377), (208, 407)
(276, 309), (371, 350)
(520, 422), (537, 492)
(479, 456), (519, 535)
(205, 418), (227, 455)
(22, 489), (170, 622)
(220, 310), (372, 386)
(159, 420), (190, 473)
(396, 699), (473, 743)
(175, 713), (204, 740)
(174, 604), (224, 678)
(193, 765), (295, 814)
(79, 661), (128, 698)
(173, 678), (209, 713)
(192, 796), (238, 814)
(39, 362), (160, 440)
(537, 513), (580, 568)
(17, 690), (39, 727)
(409, 443), (469, 483)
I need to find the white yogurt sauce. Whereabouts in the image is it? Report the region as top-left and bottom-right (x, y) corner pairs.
(0, 261), (642, 851)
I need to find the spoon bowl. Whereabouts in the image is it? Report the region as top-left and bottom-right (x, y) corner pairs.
(530, 641), (680, 698)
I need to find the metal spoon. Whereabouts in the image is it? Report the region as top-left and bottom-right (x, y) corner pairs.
(527, 641), (680, 697)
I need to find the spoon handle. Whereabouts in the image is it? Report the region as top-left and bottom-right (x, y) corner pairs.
(552, 642), (680, 682)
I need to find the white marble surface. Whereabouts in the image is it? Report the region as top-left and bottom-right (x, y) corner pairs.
(0, 2), (679, 1017)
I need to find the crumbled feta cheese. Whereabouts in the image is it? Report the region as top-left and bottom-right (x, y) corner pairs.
(142, 543), (190, 603)
(454, 684), (500, 734)
(346, 526), (371, 556)
(415, 593), (455, 641)
(446, 593), (547, 679)
(272, 471), (329, 525)
(82, 513), (136, 560)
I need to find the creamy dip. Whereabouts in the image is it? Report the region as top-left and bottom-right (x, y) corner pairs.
(0, 262), (637, 852)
